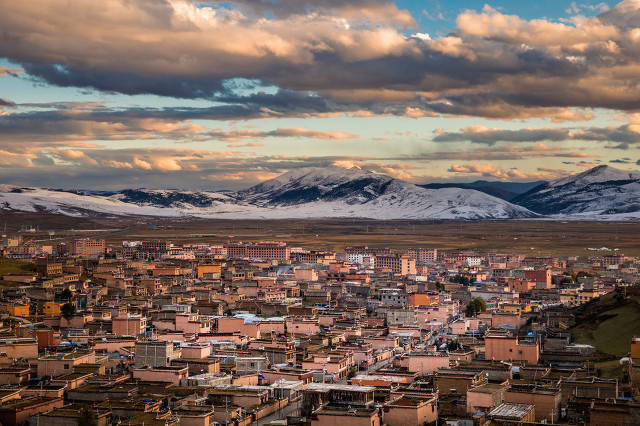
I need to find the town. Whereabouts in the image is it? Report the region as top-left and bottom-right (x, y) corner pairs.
(0, 234), (638, 426)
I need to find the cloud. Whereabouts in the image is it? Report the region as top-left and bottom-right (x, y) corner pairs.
(218, 0), (416, 27)
(1, 0), (640, 119)
(0, 66), (22, 77)
(0, 103), (359, 152)
(422, 144), (597, 161)
(433, 126), (571, 145)
(433, 122), (640, 146)
(448, 162), (569, 181)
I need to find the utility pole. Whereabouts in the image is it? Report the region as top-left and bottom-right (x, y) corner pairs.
(224, 396), (230, 425)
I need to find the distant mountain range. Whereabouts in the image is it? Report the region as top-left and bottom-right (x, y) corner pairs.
(511, 165), (640, 218)
(420, 180), (545, 201)
(1, 165), (640, 220)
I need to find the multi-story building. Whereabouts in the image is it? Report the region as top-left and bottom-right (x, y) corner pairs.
(141, 241), (171, 254)
(134, 340), (179, 368)
(112, 315), (147, 337)
(375, 254), (416, 275)
(407, 248), (438, 264)
(345, 246), (390, 265)
(71, 239), (105, 257)
(224, 242), (291, 260)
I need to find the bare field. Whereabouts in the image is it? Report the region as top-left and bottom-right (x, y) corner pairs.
(89, 218), (640, 256)
(3, 211), (639, 256)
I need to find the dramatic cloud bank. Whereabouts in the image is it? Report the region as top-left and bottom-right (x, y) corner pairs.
(0, 0), (638, 188)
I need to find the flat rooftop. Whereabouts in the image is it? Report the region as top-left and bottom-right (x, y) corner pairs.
(489, 402), (533, 420)
(303, 383), (375, 393)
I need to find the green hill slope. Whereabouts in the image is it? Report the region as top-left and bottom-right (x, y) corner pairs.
(571, 290), (640, 356)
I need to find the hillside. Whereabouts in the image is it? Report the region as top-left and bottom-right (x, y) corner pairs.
(0, 259), (36, 290)
(512, 165), (640, 218)
(0, 167), (537, 220)
(570, 289), (640, 356)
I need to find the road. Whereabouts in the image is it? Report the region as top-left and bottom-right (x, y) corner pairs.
(247, 398), (301, 426)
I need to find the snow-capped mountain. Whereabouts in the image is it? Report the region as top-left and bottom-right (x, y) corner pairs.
(0, 167), (537, 220)
(511, 165), (640, 218)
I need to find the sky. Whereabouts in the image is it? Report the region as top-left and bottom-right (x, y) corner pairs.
(1, 0), (639, 190)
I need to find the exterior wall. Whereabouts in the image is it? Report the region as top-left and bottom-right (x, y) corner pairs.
(217, 317), (261, 338)
(112, 317), (146, 336)
(401, 355), (450, 374)
(257, 321), (286, 335)
(182, 345), (211, 359)
(484, 336), (539, 364)
(44, 302), (62, 316)
(632, 338), (640, 359)
(132, 367), (188, 385)
(5, 304), (29, 316)
(434, 374), (485, 397)
(467, 386), (507, 414)
(285, 319), (320, 335)
(490, 314), (523, 328)
(0, 397), (65, 425)
(0, 340), (39, 361)
(384, 401), (437, 426)
(135, 341), (177, 368)
(175, 410), (215, 426)
(295, 269), (319, 281)
(72, 239), (105, 256)
(315, 411), (380, 426)
(37, 352), (96, 377)
(504, 389), (561, 423)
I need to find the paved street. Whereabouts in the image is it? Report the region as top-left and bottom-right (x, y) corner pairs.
(247, 398), (301, 426)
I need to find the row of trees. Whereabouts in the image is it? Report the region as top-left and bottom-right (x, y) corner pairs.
(451, 275), (475, 285)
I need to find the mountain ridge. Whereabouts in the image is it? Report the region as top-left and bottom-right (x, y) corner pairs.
(0, 166), (536, 220)
(511, 165), (640, 218)
(3, 165), (640, 220)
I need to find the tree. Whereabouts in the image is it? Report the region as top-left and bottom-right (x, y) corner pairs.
(465, 297), (487, 317)
(77, 405), (97, 426)
(59, 288), (73, 301)
(61, 302), (76, 322)
(447, 340), (460, 352)
(346, 367), (357, 379)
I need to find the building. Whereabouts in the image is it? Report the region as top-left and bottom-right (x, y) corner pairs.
(484, 334), (539, 364)
(134, 341), (179, 368)
(37, 351), (96, 377)
(71, 239), (105, 257)
(504, 386), (561, 423)
(383, 395), (438, 426)
(434, 369), (488, 397)
(466, 383), (508, 414)
(487, 402), (535, 423)
(375, 254), (416, 275)
(132, 366), (188, 385)
(345, 246), (391, 265)
(224, 242), (291, 260)
(112, 316), (147, 337)
(302, 383), (376, 417)
(141, 241), (171, 253)
(407, 248), (438, 264)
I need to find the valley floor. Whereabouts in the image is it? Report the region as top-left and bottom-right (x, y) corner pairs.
(5, 212), (640, 256)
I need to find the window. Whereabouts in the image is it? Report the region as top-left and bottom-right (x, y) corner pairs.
(64, 364), (70, 369)
(509, 349), (513, 352)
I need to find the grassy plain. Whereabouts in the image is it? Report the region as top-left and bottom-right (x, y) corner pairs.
(98, 218), (640, 256)
(3, 211), (640, 256)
